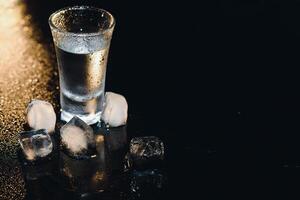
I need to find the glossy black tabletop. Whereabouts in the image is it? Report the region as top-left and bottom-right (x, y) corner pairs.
(0, 0), (300, 199)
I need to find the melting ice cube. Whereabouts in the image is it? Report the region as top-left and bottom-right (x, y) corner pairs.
(18, 129), (53, 161)
(26, 99), (56, 133)
(101, 92), (128, 127)
(129, 136), (164, 168)
(60, 116), (96, 158)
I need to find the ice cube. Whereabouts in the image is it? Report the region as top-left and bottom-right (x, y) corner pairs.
(101, 92), (128, 127)
(129, 136), (164, 168)
(18, 129), (53, 161)
(26, 99), (56, 133)
(60, 116), (96, 158)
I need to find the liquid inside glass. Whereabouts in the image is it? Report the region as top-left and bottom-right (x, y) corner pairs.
(55, 40), (109, 124)
(49, 6), (115, 124)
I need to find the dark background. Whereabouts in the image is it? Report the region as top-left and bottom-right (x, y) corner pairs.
(22, 0), (300, 198)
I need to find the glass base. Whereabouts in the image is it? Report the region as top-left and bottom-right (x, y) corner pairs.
(61, 110), (101, 125)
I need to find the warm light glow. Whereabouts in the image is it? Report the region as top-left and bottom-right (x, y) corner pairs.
(0, 1), (58, 198)
(0, 0), (57, 130)
(0, 1), (32, 78)
(93, 170), (104, 182)
(95, 134), (104, 143)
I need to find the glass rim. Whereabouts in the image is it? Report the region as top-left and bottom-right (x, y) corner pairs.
(48, 6), (115, 36)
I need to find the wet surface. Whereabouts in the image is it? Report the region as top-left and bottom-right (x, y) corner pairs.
(0, 1), (169, 199)
(3, 0), (300, 199)
(0, 1), (58, 199)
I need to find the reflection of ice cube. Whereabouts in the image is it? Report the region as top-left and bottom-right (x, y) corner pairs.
(124, 153), (133, 172)
(130, 169), (166, 198)
(95, 134), (105, 160)
(103, 126), (127, 172)
(106, 126), (127, 151)
(21, 156), (58, 180)
(93, 123), (127, 172)
(60, 116), (96, 158)
(129, 136), (164, 168)
(18, 129), (53, 161)
(59, 151), (108, 193)
(26, 99), (56, 133)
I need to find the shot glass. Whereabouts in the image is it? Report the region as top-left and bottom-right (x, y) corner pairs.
(49, 6), (115, 125)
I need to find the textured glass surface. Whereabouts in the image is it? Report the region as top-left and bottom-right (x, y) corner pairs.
(49, 6), (115, 124)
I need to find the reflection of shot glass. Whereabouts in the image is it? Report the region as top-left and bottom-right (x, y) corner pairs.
(49, 6), (115, 124)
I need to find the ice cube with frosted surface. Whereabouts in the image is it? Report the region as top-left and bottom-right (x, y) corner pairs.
(129, 136), (164, 168)
(18, 129), (53, 161)
(26, 99), (56, 133)
(101, 92), (128, 127)
(60, 116), (96, 158)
